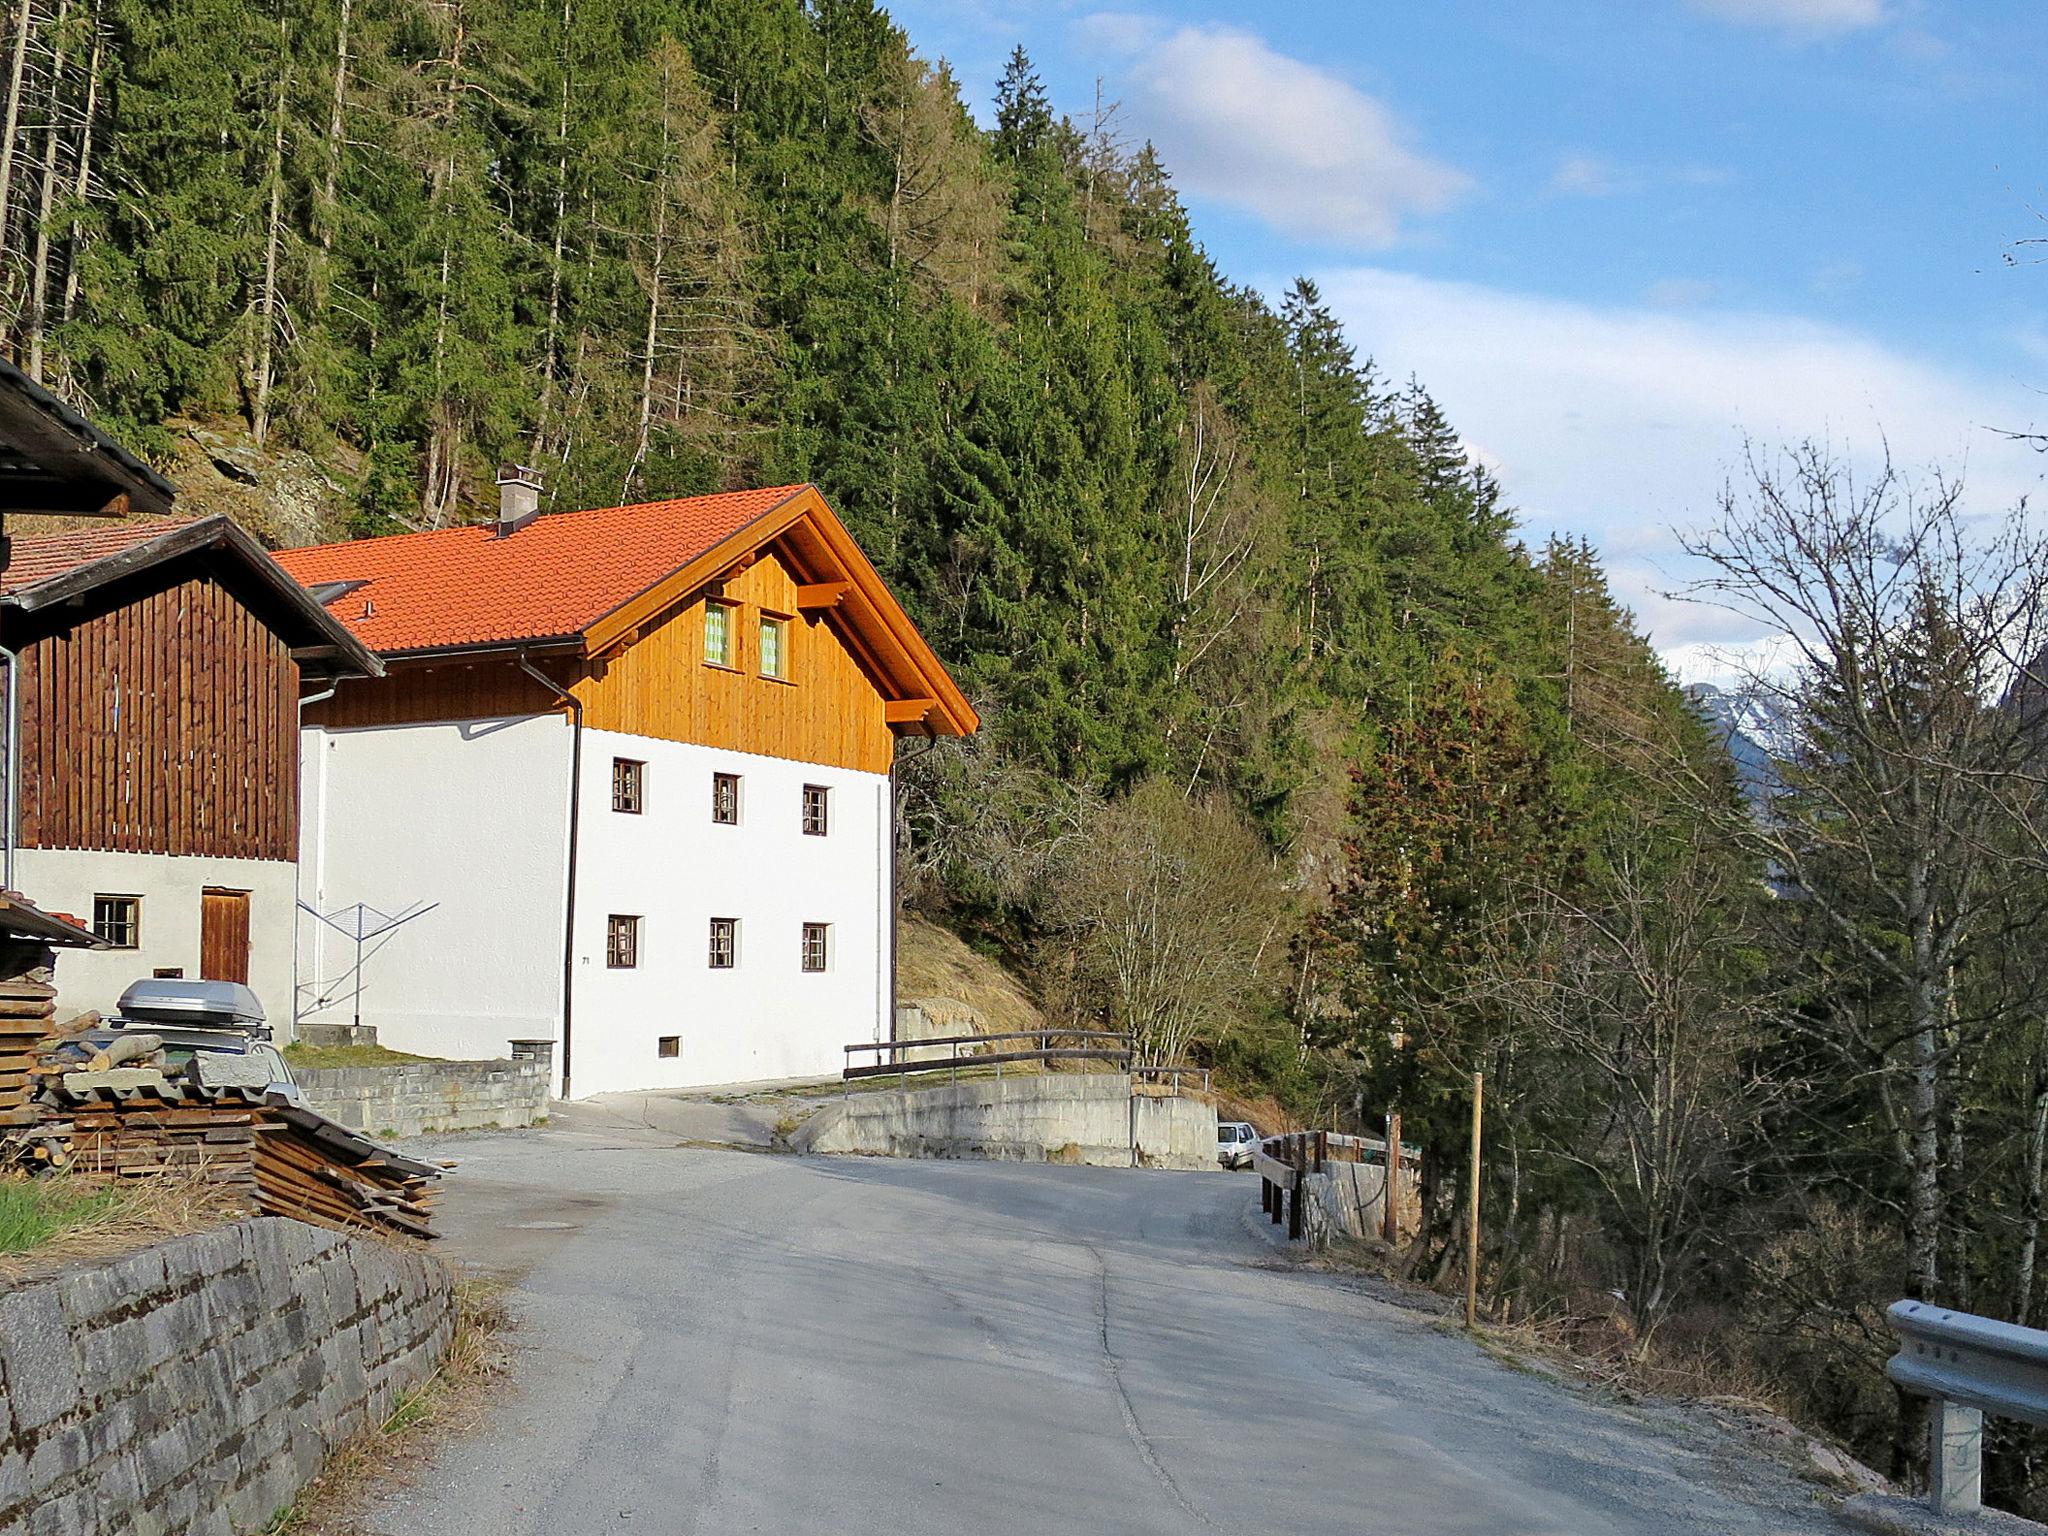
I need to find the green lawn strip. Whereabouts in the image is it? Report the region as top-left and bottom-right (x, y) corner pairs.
(0, 1176), (123, 1254)
(283, 1043), (442, 1070)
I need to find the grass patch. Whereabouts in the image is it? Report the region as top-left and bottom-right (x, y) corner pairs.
(263, 1275), (513, 1536)
(283, 1043), (440, 1070)
(0, 1170), (243, 1278)
(0, 1175), (121, 1253)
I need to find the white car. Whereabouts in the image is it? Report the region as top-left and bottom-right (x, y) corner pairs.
(1217, 1121), (1258, 1170)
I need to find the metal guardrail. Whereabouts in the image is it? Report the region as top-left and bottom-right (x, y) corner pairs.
(1885, 1299), (2048, 1515)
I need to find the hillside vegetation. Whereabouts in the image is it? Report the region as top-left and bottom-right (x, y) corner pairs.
(7, 0), (2048, 1510)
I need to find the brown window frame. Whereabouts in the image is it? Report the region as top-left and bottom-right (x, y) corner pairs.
(801, 922), (829, 973)
(92, 894), (141, 949)
(709, 917), (738, 969)
(657, 1035), (681, 1059)
(611, 757), (645, 815)
(711, 771), (741, 825)
(606, 914), (640, 969)
(801, 784), (829, 837)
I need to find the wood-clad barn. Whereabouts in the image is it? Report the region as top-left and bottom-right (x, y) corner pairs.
(1, 517), (382, 1019)
(279, 480), (975, 1097)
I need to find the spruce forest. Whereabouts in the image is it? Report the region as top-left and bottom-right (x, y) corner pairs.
(5, 0), (2047, 1509)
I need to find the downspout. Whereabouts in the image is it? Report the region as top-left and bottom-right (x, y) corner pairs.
(516, 651), (582, 1100)
(291, 683), (341, 1037)
(890, 731), (938, 1047)
(0, 640), (17, 893)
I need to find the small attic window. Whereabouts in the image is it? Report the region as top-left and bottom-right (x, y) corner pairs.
(306, 579), (368, 607)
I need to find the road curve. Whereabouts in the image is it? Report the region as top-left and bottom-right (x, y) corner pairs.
(360, 1123), (1856, 1536)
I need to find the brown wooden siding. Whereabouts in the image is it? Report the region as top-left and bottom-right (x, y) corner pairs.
(308, 553), (895, 774)
(575, 555), (893, 773)
(308, 657), (563, 729)
(15, 573), (299, 860)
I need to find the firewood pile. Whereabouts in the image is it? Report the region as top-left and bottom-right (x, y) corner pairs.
(40, 1082), (440, 1240)
(0, 974), (59, 1128)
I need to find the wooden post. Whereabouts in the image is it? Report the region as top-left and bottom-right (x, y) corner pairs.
(1383, 1111), (1402, 1243)
(1465, 1071), (1483, 1329)
(1288, 1167), (1304, 1240)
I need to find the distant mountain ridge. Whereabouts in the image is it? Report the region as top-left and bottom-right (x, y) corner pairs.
(1687, 681), (1794, 806)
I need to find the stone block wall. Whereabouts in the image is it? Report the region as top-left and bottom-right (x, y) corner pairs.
(0, 1217), (453, 1536)
(296, 1059), (548, 1139)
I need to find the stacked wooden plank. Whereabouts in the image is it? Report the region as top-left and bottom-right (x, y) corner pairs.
(40, 1083), (439, 1239)
(253, 1102), (438, 1239)
(0, 975), (57, 1128)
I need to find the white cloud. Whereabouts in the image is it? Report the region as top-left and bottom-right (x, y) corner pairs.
(1551, 155), (1624, 197)
(1081, 19), (1470, 249)
(1643, 277), (1719, 307)
(1688, 0), (1886, 37)
(1309, 268), (2048, 650)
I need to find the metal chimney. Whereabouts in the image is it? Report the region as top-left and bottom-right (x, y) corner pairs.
(495, 464), (542, 536)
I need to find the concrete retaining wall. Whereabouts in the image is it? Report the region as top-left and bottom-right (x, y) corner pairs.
(794, 1073), (1215, 1170)
(0, 1216), (452, 1536)
(297, 1058), (548, 1138)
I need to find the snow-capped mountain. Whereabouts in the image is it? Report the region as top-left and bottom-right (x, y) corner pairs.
(1687, 682), (1797, 806)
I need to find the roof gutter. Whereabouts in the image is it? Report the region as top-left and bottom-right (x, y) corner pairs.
(515, 652), (582, 1101)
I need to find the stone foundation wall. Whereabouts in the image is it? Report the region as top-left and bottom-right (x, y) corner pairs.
(296, 1058), (548, 1139)
(0, 1216), (452, 1535)
(795, 1073), (1216, 1170)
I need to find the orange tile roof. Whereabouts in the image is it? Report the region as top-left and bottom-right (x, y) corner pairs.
(273, 486), (808, 654)
(0, 517), (204, 595)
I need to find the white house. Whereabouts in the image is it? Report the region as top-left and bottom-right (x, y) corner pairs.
(279, 480), (977, 1097)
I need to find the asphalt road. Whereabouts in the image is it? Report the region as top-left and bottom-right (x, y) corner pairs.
(361, 1123), (1858, 1536)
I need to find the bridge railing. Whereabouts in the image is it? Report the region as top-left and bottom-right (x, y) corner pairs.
(1885, 1299), (2048, 1516)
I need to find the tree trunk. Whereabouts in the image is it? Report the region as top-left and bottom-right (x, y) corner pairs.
(57, 5), (97, 330)
(249, 2), (289, 446)
(0, 0), (37, 270)
(23, 0), (67, 378)
(533, 0), (570, 456)
(2017, 1030), (2048, 1327)
(318, 0), (350, 252)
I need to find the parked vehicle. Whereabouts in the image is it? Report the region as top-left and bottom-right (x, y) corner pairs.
(57, 977), (305, 1106)
(73, 1025), (304, 1106)
(1217, 1121), (1258, 1169)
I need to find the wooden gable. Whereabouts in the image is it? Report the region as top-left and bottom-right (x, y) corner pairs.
(14, 569), (301, 860)
(309, 549), (895, 774)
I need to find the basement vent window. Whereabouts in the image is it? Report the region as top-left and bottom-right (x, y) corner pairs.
(711, 772), (740, 825)
(607, 915), (640, 969)
(657, 1035), (680, 1059)
(612, 757), (644, 814)
(92, 895), (140, 949)
(704, 601), (735, 667)
(709, 918), (738, 970)
(801, 784), (829, 836)
(801, 922), (829, 973)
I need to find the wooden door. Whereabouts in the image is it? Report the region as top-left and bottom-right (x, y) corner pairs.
(200, 888), (251, 983)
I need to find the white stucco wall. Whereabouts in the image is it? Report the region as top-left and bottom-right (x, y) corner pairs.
(16, 848), (297, 1029)
(570, 729), (891, 1096)
(297, 715), (571, 1069)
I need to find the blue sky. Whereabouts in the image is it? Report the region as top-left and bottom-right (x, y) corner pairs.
(881, 0), (2048, 667)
